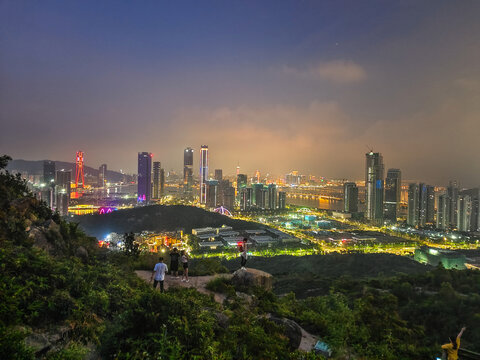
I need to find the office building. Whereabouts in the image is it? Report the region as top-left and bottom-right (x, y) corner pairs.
(457, 195), (472, 232)
(365, 151), (384, 225)
(137, 152), (152, 203)
(55, 170), (71, 216)
(278, 191), (286, 210)
(98, 164), (107, 188)
(199, 145), (208, 204)
(239, 187), (252, 211)
(343, 182), (358, 213)
(153, 161), (161, 199)
(183, 148), (193, 193)
(437, 193), (449, 230)
(252, 183), (264, 208)
(222, 186), (235, 210)
(384, 169), (401, 222)
(459, 188), (480, 232)
(206, 180), (218, 208)
(268, 184), (277, 210)
(214, 169), (223, 181)
(237, 174), (247, 201)
(407, 183), (419, 226)
(160, 168), (165, 196)
(43, 160), (56, 186)
(447, 181), (459, 227)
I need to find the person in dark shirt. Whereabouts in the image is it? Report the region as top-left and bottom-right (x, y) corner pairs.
(170, 247), (180, 278)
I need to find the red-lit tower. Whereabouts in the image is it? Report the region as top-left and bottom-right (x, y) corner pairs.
(75, 151), (85, 188)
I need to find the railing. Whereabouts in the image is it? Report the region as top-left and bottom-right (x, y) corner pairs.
(459, 348), (480, 360)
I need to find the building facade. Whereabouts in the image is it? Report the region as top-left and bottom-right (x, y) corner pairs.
(137, 152), (152, 203)
(344, 182), (358, 213)
(365, 152), (384, 225)
(384, 169), (401, 222)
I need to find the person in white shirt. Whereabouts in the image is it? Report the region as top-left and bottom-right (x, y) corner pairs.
(151, 257), (168, 293)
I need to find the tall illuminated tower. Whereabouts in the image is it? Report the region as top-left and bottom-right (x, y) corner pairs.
(138, 152), (152, 203)
(184, 148), (193, 193)
(199, 145), (208, 204)
(365, 151), (384, 225)
(75, 151), (85, 188)
(384, 169), (401, 222)
(153, 161), (161, 199)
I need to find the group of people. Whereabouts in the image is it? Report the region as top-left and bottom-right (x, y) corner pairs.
(150, 248), (189, 293)
(150, 238), (249, 293)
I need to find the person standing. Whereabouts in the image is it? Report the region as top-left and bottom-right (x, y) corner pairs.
(170, 247), (180, 278)
(441, 326), (466, 360)
(180, 250), (189, 282)
(151, 257), (168, 293)
(240, 237), (248, 269)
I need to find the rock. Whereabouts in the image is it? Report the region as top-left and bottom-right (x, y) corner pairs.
(214, 311), (229, 329)
(75, 246), (89, 262)
(269, 316), (303, 350)
(25, 333), (51, 355)
(235, 291), (253, 304)
(44, 219), (60, 232)
(231, 268), (273, 291)
(28, 227), (53, 253)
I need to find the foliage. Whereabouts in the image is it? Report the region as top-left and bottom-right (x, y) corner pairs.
(206, 277), (236, 297)
(123, 232), (139, 257)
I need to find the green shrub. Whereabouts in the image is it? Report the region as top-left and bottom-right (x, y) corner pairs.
(206, 276), (236, 297)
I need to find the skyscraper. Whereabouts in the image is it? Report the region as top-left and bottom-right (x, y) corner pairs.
(183, 148), (193, 193)
(214, 169), (223, 181)
(447, 181), (459, 227)
(437, 193), (449, 230)
(458, 188), (480, 232)
(199, 145), (208, 204)
(138, 152), (152, 203)
(457, 194), (472, 232)
(384, 169), (401, 222)
(222, 186), (235, 210)
(278, 191), (286, 210)
(236, 174), (247, 202)
(55, 170), (71, 216)
(206, 180), (218, 208)
(98, 164), (107, 188)
(344, 182), (358, 213)
(268, 184), (277, 210)
(160, 168), (165, 196)
(407, 183), (419, 226)
(426, 185), (435, 224)
(153, 161), (161, 199)
(365, 151), (384, 225)
(43, 160), (55, 186)
(252, 183), (264, 208)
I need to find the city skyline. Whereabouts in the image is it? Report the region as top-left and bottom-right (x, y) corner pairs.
(1, 1), (480, 186)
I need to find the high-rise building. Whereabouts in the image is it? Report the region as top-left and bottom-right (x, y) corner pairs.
(365, 152), (384, 225)
(183, 148), (193, 193)
(407, 183), (419, 226)
(344, 182), (358, 213)
(458, 188), (480, 232)
(236, 174), (247, 202)
(252, 183), (264, 208)
(206, 180), (218, 208)
(98, 164), (107, 188)
(278, 191), (286, 210)
(384, 169), (401, 222)
(408, 183), (434, 227)
(55, 170), (71, 216)
(160, 168), (165, 196)
(222, 186), (235, 210)
(138, 152), (152, 203)
(447, 181), (459, 227)
(239, 187), (252, 211)
(43, 161), (56, 186)
(214, 169), (223, 182)
(153, 161), (161, 199)
(457, 195), (472, 232)
(268, 184), (277, 210)
(437, 193), (449, 230)
(75, 151), (85, 189)
(426, 185), (435, 224)
(199, 145), (208, 204)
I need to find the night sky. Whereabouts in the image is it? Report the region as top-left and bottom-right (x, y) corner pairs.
(1, 1), (479, 186)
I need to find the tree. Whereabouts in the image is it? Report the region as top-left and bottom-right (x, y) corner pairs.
(124, 232), (139, 256)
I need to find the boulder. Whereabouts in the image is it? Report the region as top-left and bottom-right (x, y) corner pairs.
(75, 246), (89, 262)
(28, 227), (53, 253)
(231, 268), (273, 291)
(269, 316), (303, 350)
(25, 333), (51, 355)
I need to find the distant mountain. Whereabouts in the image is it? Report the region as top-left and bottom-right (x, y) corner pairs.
(7, 159), (128, 182)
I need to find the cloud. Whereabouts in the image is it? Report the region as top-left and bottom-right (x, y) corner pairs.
(283, 60), (367, 84)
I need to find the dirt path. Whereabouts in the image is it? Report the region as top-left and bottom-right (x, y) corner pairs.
(135, 270), (318, 352)
(135, 270), (231, 303)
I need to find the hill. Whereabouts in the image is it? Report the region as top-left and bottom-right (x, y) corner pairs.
(75, 204), (261, 238)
